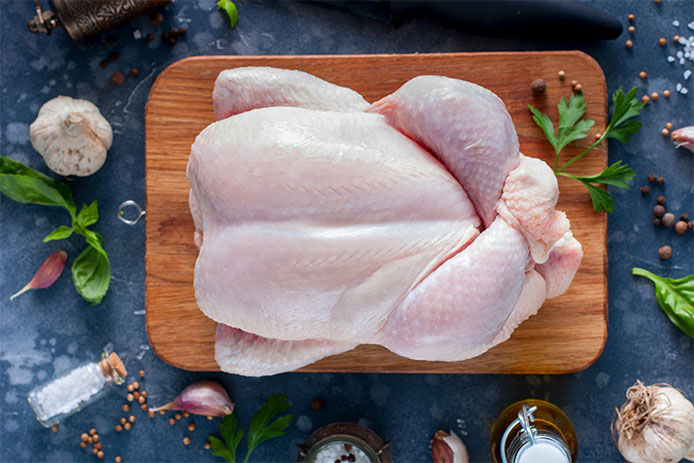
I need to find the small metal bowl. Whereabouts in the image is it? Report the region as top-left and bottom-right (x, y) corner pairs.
(297, 422), (392, 463)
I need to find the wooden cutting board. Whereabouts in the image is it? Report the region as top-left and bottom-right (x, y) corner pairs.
(145, 52), (607, 374)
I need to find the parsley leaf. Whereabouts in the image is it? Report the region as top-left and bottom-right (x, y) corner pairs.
(217, 0), (238, 28)
(528, 88), (643, 213)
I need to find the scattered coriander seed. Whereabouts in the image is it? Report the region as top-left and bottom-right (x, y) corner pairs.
(127, 384), (134, 392)
(652, 217), (662, 226)
(183, 437), (191, 445)
(111, 72), (125, 86)
(50, 424), (59, 432)
(666, 122), (673, 129)
(115, 425), (123, 432)
(207, 416), (213, 420)
(639, 71), (647, 79)
(80, 442), (87, 449)
(651, 92), (659, 100)
(571, 80), (577, 88)
(129, 68), (139, 78)
(641, 95), (650, 104)
(133, 391), (140, 399)
(658, 245), (672, 260)
(141, 404), (148, 411)
(626, 39), (633, 49)
(188, 423), (195, 431)
(95, 442), (102, 450)
(573, 84), (582, 93)
(150, 11), (164, 26)
(183, 411), (190, 418)
(160, 410), (166, 415)
(654, 205), (666, 217)
(663, 89), (671, 98)
(311, 397), (325, 410)
(657, 176), (665, 185)
(90, 429), (97, 436)
(659, 37), (666, 46)
(129, 415), (136, 423)
(97, 451), (104, 459)
(141, 391), (147, 398)
(628, 14), (634, 22)
(175, 413), (182, 420)
(662, 128), (670, 136)
(628, 26), (635, 34)
(133, 381), (140, 390)
(146, 32), (155, 42)
(139, 370), (145, 377)
(654, 0), (660, 4)
(675, 221), (688, 234)
(558, 70), (566, 80)
(662, 213), (676, 227)
(124, 423), (132, 431)
(647, 173), (657, 183)
(149, 410), (155, 418)
(640, 185), (651, 195)
(93, 434), (99, 443)
(127, 393), (134, 402)
(108, 51), (119, 61)
(595, 133), (601, 139)
(120, 417), (127, 425)
(204, 442), (211, 450)
(680, 213), (689, 222)
(656, 195), (666, 205)
(169, 418), (175, 426)
(92, 448), (98, 455)
(138, 396), (145, 404)
(115, 457), (122, 463)
(100, 59), (109, 68)
(122, 404), (130, 412)
(81, 433), (89, 442)
(674, 35), (680, 43)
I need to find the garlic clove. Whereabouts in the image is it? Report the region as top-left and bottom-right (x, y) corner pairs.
(11, 250), (67, 300)
(30, 96), (112, 177)
(431, 430), (469, 463)
(671, 126), (694, 153)
(150, 380), (234, 417)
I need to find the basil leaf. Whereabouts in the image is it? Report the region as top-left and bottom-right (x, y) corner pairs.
(44, 225), (74, 242)
(632, 268), (694, 339)
(0, 156), (76, 216)
(71, 244), (111, 305)
(77, 200), (99, 227)
(217, 0), (238, 28)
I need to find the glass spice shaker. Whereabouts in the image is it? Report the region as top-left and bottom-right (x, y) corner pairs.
(27, 350), (127, 428)
(489, 399), (578, 463)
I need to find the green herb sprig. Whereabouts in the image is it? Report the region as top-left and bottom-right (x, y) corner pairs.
(217, 0), (239, 28)
(0, 156), (110, 304)
(528, 87), (643, 212)
(209, 394), (292, 463)
(633, 267), (694, 339)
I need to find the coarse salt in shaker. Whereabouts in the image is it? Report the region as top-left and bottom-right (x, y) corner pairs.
(27, 350), (127, 427)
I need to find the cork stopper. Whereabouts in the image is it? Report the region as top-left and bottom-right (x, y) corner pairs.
(99, 351), (127, 381)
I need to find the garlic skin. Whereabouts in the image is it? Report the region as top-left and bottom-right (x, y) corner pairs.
(30, 96), (112, 176)
(613, 381), (694, 463)
(431, 430), (469, 463)
(671, 126), (694, 153)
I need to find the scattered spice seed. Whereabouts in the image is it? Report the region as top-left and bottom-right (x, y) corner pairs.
(95, 442), (102, 450)
(656, 195), (666, 205)
(651, 92), (659, 100)
(90, 429), (97, 436)
(100, 59), (109, 68)
(647, 173), (657, 183)
(142, 391), (147, 398)
(674, 35), (680, 43)
(183, 411), (190, 418)
(663, 89), (671, 98)
(122, 404), (130, 412)
(133, 381), (140, 390)
(640, 185), (651, 195)
(311, 397), (325, 410)
(641, 95), (650, 104)
(124, 423), (132, 431)
(88, 436), (93, 444)
(129, 415), (136, 423)
(204, 442), (211, 450)
(662, 213), (676, 227)
(659, 37), (666, 46)
(175, 413), (182, 420)
(127, 393), (134, 402)
(97, 451), (104, 459)
(571, 80), (578, 88)
(150, 11), (164, 26)
(93, 434), (99, 443)
(108, 51), (119, 61)
(652, 217), (662, 226)
(149, 410), (155, 418)
(573, 84), (582, 93)
(626, 39), (633, 49)
(681, 213), (689, 222)
(169, 418), (175, 425)
(80, 442), (87, 449)
(666, 122), (673, 129)
(127, 384), (134, 392)
(115, 425), (123, 432)
(654, 205), (666, 217)
(115, 457), (122, 463)
(146, 32), (155, 42)
(658, 245), (672, 260)
(120, 417), (127, 425)
(51, 425), (59, 432)
(111, 72), (125, 86)
(141, 404), (148, 411)
(106, 33), (117, 45)
(81, 433), (89, 442)
(207, 416), (213, 420)
(662, 128), (670, 136)
(628, 14), (635, 22)
(639, 71), (647, 79)
(183, 437), (191, 445)
(170, 27), (179, 37)
(675, 221), (688, 234)
(558, 70), (566, 80)
(594, 133), (601, 139)
(628, 26), (635, 34)
(657, 176), (665, 186)
(133, 391), (140, 399)
(160, 410), (166, 415)
(92, 448), (98, 455)
(179, 25), (188, 36)
(139, 369), (145, 377)
(188, 423), (196, 431)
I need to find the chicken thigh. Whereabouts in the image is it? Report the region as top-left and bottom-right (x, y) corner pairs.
(188, 68), (582, 376)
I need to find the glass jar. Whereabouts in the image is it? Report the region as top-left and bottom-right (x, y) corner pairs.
(297, 422), (392, 463)
(27, 350), (127, 427)
(490, 399), (577, 463)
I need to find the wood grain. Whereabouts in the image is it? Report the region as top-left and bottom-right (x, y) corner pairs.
(145, 52), (607, 374)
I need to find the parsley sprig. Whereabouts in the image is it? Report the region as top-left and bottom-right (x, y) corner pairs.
(209, 394), (292, 462)
(528, 87), (643, 212)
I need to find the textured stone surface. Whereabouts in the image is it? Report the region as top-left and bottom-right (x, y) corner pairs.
(1, 1), (692, 461)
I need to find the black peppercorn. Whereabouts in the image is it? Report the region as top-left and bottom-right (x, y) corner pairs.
(640, 185), (651, 195)
(108, 51), (119, 61)
(680, 213), (689, 222)
(656, 195), (666, 205)
(647, 173), (657, 183)
(657, 176), (665, 186)
(106, 33), (117, 45)
(652, 217), (662, 226)
(146, 33), (155, 42)
(100, 59), (109, 68)
(531, 79), (547, 96)
(111, 72), (125, 86)
(179, 25), (188, 36)
(150, 11), (164, 26)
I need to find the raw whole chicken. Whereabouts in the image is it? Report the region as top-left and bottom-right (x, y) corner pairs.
(187, 67), (583, 376)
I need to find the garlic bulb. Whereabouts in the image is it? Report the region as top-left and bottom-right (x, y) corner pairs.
(612, 380), (694, 463)
(30, 96), (112, 176)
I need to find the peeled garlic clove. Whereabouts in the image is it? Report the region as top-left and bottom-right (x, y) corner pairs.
(150, 380), (234, 417)
(671, 126), (694, 153)
(431, 430), (469, 463)
(11, 249), (67, 300)
(29, 96), (112, 177)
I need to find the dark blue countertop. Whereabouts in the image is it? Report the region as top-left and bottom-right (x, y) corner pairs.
(1, 1), (692, 462)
